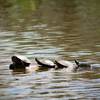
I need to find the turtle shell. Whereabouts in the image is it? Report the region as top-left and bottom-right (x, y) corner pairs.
(55, 60), (75, 68)
(55, 60), (78, 72)
(11, 55), (31, 67)
(35, 58), (55, 68)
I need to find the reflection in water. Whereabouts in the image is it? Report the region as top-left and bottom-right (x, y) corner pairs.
(0, 0), (100, 100)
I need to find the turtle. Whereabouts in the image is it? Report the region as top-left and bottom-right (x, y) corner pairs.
(55, 60), (78, 72)
(35, 58), (55, 68)
(9, 54), (31, 69)
(55, 59), (91, 72)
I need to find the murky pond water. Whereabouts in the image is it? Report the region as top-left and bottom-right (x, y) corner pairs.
(0, 0), (100, 100)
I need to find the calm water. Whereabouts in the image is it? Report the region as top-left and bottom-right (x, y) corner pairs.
(0, 0), (100, 100)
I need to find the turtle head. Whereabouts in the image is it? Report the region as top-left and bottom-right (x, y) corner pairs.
(74, 59), (80, 70)
(75, 59), (79, 66)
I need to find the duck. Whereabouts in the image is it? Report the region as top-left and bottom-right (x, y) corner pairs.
(35, 58), (55, 68)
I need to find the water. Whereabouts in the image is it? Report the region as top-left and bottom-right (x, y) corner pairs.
(0, 0), (100, 100)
